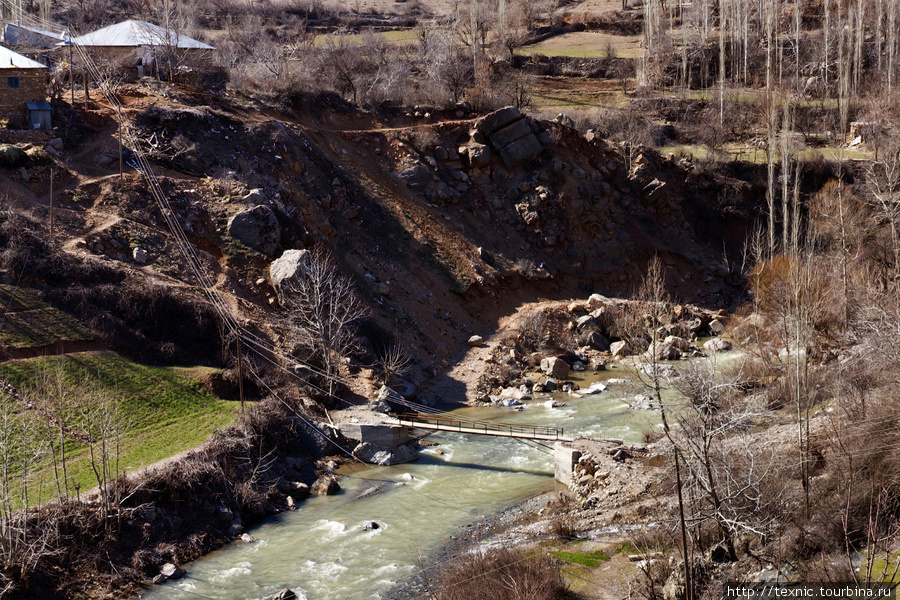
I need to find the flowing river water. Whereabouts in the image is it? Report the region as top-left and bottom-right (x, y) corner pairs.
(145, 366), (665, 600)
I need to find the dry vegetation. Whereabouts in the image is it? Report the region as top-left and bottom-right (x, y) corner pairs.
(5, 0), (900, 596)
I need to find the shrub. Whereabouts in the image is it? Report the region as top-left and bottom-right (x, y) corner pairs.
(430, 547), (568, 600)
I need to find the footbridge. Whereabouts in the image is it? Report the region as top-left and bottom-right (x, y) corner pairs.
(386, 414), (575, 443)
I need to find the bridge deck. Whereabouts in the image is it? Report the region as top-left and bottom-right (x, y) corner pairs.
(388, 415), (575, 443)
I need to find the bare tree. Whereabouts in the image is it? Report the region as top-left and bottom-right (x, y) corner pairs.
(76, 386), (128, 529)
(866, 143), (900, 281)
(0, 392), (54, 591)
(376, 340), (412, 388)
(673, 360), (787, 560)
(625, 257), (693, 600)
(283, 250), (369, 400)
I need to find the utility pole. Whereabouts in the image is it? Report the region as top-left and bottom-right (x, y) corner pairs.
(49, 167), (55, 236)
(236, 334), (245, 411)
(470, 0), (478, 81)
(68, 40), (75, 105)
(118, 112), (124, 182)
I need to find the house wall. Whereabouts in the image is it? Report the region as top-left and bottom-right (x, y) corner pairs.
(0, 68), (47, 127)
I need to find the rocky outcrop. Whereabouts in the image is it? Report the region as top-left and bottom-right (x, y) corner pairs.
(228, 205), (281, 256)
(478, 106), (551, 167)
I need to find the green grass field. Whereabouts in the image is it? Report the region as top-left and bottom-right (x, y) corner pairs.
(0, 285), (94, 349)
(658, 143), (872, 164)
(0, 352), (241, 505)
(518, 31), (643, 59)
(550, 549), (612, 567)
(313, 29), (419, 48)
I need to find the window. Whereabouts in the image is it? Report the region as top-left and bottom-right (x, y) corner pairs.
(7, 77), (19, 89)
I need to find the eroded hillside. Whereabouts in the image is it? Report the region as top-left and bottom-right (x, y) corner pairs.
(3, 85), (763, 379)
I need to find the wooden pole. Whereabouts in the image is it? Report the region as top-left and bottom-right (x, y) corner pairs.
(83, 68), (88, 109)
(69, 44), (75, 105)
(118, 114), (124, 182)
(236, 334), (245, 411)
(49, 167), (54, 236)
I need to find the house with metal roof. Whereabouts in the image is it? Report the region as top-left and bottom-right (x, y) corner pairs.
(0, 44), (49, 128)
(4, 22), (66, 49)
(60, 20), (215, 79)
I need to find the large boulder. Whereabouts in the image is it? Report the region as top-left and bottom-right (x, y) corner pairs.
(269, 249), (312, 300)
(499, 134), (544, 167)
(268, 589), (298, 600)
(590, 306), (619, 335)
(479, 106), (522, 134)
(228, 205), (281, 257)
(24, 146), (52, 165)
(490, 118), (533, 149)
(703, 338), (733, 352)
(647, 341), (682, 361)
(398, 164), (431, 188)
(353, 442), (418, 465)
(0, 144), (27, 167)
(478, 107), (546, 167)
(540, 356), (570, 379)
(578, 330), (610, 352)
(466, 143), (492, 167)
(159, 563), (185, 580)
(311, 476), (341, 496)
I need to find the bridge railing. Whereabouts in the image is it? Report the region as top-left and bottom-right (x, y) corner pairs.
(396, 414), (565, 439)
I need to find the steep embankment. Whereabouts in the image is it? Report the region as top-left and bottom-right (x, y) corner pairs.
(0, 83), (772, 599)
(72, 90), (761, 365)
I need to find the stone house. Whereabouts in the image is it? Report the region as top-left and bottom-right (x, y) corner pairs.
(59, 20), (215, 80)
(0, 44), (49, 128)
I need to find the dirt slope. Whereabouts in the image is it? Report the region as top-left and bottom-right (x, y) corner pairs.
(3, 84), (763, 391)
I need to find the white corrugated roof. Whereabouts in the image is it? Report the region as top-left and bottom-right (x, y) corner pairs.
(5, 22), (67, 40)
(63, 20), (215, 50)
(0, 44), (47, 69)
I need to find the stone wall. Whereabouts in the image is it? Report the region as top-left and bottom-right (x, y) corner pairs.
(0, 68), (48, 128)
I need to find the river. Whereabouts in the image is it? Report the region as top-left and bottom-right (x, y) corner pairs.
(145, 366), (662, 600)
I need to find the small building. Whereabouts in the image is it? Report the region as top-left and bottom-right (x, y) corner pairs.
(26, 100), (51, 129)
(60, 20), (215, 79)
(4, 22), (66, 49)
(0, 44), (49, 128)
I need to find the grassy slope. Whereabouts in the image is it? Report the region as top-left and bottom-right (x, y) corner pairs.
(0, 284), (94, 349)
(0, 352), (240, 504)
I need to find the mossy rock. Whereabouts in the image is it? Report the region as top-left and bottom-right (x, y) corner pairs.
(0, 144), (27, 167)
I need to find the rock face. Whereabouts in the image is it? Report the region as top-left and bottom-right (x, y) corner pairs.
(269, 248), (311, 300)
(540, 356), (570, 379)
(228, 205), (281, 256)
(478, 106), (549, 167)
